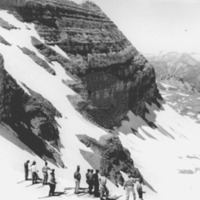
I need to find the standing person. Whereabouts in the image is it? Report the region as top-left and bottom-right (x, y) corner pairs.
(74, 165), (81, 194)
(124, 175), (136, 200)
(86, 169), (91, 190)
(93, 169), (100, 197)
(135, 177), (145, 200)
(99, 173), (109, 200)
(30, 161), (38, 184)
(49, 169), (56, 196)
(42, 161), (51, 185)
(24, 160), (30, 181)
(88, 169), (94, 194)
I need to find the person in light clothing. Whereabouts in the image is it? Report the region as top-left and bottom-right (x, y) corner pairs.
(99, 173), (109, 200)
(42, 161), (51, 185)
(124, 175), (136, 200)
(30, 161), (38, 184)
(74, 165), (81, 194)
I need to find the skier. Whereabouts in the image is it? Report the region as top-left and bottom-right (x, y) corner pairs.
(42, 161), (51, 185)
(74, 165), (81, 194)
(49, 169), (56, 196)
(93, 169), (100, 197)
(124, 174), (136, 200)
(88, 169), (94, 194)
(24, 160), (30, 180)
(99, 173), (109, 200)
(30, 161), (38, 184)
(135, 177), (145, 200)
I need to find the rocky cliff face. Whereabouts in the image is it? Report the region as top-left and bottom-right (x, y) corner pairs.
(0, 0), (162, 182)
(3, 0), (162, 129)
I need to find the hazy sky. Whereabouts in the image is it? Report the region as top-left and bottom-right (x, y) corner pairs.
(73, 0), (200, 55)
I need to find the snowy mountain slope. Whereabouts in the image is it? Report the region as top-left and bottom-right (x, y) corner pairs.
(119, 103), (200, 200)
(1, 5), (200, 200)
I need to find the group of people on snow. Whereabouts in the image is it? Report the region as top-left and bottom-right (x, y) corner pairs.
(74, 165), (145, 200)
(24, 160), (56, 196)
(74, 166), (109, 199)
(24, 160), (145, 199)
(85, 169), (101, 197)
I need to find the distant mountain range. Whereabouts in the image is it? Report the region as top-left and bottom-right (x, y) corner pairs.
(147, 52), (200, 92)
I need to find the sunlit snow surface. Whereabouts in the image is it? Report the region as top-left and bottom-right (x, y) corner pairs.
(0, 10), (200, 200)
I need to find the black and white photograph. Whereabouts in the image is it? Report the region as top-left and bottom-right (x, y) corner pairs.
(0, 0), (200, 199)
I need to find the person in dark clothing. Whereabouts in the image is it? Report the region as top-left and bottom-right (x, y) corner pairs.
(24, 160), (30, 180)
(135, 177), (145, 200)
(93, 170), (100, 197)
(74, 165), (81, 194)
(86, 169), (91, 190)
(42, 161), (51, 185)
(49, 169), (56, 196)
(88, 169), (94, 194)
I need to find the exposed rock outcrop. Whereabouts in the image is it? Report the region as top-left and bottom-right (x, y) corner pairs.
(78, 134), (142, 186)
(0, 36), (11, 46)
(0, 54), (64, 167)
(0, 17), (18, 30)
(19, 47), (56, 75)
